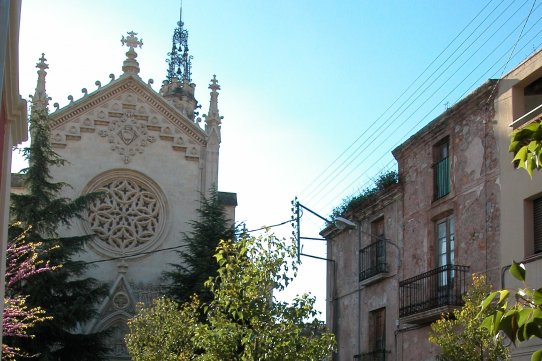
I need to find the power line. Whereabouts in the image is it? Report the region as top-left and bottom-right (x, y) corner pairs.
(300, 1), (542, 212)
(487, 0), (538, 101)
(83, 218), (295, 265)
(299, 0), (508, 202)
(304, 0), (533, 207)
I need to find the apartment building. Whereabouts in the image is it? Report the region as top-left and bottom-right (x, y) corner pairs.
(323, 78), (502, 361)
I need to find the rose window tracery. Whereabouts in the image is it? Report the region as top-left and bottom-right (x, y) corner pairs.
(83, 171), (167, 257)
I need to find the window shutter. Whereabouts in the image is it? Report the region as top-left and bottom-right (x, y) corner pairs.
(534, 197), (542, 253)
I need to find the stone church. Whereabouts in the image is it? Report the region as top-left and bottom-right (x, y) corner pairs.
(27, 17), (236, 359)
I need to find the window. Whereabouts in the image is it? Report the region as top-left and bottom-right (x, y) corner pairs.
(370, 308), (386, 354)
(534, 197), (542, 254)
(434, 140), (450, 200)
(436, 216), (455, 286)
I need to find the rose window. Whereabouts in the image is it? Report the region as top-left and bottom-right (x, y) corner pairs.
(83, 170), (167, 257)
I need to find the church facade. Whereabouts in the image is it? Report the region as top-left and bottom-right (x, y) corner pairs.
(30, 20), (235, 359)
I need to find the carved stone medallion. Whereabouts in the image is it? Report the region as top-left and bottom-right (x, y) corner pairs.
(99, 111), (157, 164)
(83, 170), (167, 257)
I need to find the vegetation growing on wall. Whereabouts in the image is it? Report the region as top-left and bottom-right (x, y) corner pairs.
(330, 170), (399, 220)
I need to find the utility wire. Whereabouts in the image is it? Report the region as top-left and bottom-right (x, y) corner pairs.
(300, 0), (501, 199)
(299, 0), (507, 201)
(84, 218), (295, 265)
(304, 0), (532, 206)
(309, 12), (542, 214)
(487, 0), (538, 101)
(302, 1), (541, 210)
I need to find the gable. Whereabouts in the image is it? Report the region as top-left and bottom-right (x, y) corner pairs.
(48, 75), (207, 163)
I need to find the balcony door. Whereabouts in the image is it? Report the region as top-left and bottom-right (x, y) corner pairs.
(436, 216), (454, 287)
(371, 217), (386, 272)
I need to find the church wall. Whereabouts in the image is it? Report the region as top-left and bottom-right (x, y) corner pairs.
(51, 120), (205, 286)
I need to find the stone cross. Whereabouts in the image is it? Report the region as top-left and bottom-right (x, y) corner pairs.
(121, 31), (143, 49)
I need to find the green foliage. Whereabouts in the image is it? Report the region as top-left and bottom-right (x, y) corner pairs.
(429, 274), (510, 361)
(164, 187), (237, 305)
(481, 262), (542, 361)
(126, 297), (199, 361)
(330, 170), (398, 219)
(126, 234), (336, 361)
(7, 109), (109, 360)
(509, 122), (542, 177)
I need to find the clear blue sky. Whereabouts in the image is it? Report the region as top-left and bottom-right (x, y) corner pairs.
(15, 0), (542, 317)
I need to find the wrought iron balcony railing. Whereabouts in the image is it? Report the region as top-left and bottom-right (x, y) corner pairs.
(399, 264), (468, 319)
(359, 240), (389, 282)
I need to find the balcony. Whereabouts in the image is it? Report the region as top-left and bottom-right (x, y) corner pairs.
(399, 264), (469, 324)
(359, 240), (389, 285)
(510, 103), (542, 129)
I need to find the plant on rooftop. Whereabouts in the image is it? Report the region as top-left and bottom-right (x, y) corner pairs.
(330, 170), (399, 220)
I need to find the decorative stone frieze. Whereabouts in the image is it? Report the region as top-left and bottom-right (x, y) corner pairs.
(50, 86), (202, 162)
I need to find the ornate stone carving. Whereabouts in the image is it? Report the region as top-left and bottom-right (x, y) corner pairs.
(112, 292), (129, 310)
(98, 111), (157, 164)
(83, 170), (167, 258)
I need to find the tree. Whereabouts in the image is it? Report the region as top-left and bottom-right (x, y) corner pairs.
(125, 297), (199, 361)
(509, 122), (542, 176)
(3, 224), (53, 360)
(480, 262), (542, 361)
(7, 109), (109, 360)
(429, 274), (510, 361)
(163, 188), (237, 305)
(126, 234), (336, 360)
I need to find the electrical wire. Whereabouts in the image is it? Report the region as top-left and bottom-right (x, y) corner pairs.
(300, 1), (542, 212)
(487, 0), (538, 101)
(304, 0), (535, 207)
(83, 218), (295, 265)
(300, 0), (502, 200)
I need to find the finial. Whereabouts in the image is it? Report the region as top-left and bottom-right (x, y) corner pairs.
(121, 31), (143, 49)
(31, 53), (50, 113)
(204, 75), (222, 128)
(165, 8), (192, 83)
(121, 31), (143, 75)
(209, 74), (220, 93)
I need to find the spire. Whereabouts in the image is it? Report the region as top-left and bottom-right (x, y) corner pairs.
(121, 31), (143, 75)
(204, 75), (223, 139)
(165, 2), (192, 83)
(207, 75), (221, 122)
(30, 53), (50, 113)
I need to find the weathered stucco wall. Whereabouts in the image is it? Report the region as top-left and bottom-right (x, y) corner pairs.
(393, 80), (501, 360)
(324, 185), (402, 361)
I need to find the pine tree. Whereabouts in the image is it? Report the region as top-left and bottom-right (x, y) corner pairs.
(8, 109), (109, 360)
(163, 188), (237, 304)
